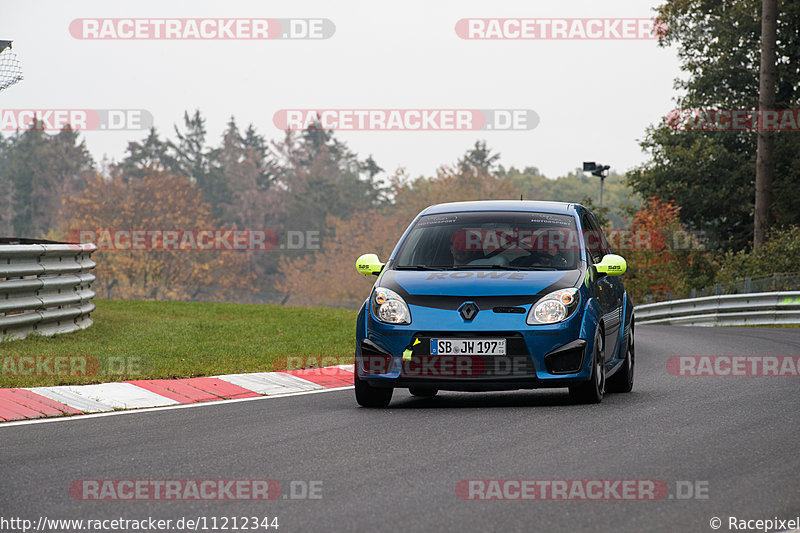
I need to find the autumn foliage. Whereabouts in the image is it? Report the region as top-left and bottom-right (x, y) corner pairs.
(276, 161), (522, 307)
(3, 115), (724, 308)
(62, 171), (254, 301)
(623, 196), (714, 302)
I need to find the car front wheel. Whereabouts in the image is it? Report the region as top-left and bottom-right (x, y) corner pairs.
(569, 329), (605, 404)
(607, 321), (634, 393)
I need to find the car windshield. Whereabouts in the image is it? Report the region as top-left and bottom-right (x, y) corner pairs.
(394, 211), (580, 270)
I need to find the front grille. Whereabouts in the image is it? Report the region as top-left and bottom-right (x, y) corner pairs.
(402, 331), (536, 378)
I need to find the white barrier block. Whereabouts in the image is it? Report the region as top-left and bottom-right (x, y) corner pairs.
(28, 383), (179, 412)
(215, 372), (324, 395)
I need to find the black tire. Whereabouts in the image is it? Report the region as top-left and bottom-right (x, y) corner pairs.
(569, 329), (605, 404)
(354, 373), (393, 407)
(607, 321), (634, 393)
(408, 387), (438, 398)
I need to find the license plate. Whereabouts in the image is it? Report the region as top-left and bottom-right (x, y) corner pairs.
(431, 338), (506, 356)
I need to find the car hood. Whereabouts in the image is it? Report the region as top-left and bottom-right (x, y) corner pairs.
(378, 268), (582, 310)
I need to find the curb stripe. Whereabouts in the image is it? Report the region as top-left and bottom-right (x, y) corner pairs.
(215, 372), (323, 394)
(0, 396), (47, 420)
(0, 386), (354, 429)
(27, 386), (118, 413)
(2, 365), (356, 423)
(0, 389), (81, 417)
(181, 377), (262, 399)
(30, 383), (180, 411)
(282, 367), (355, 388)
(127, 379), (229, 404)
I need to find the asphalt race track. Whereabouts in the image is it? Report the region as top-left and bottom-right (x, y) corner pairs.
(2, 326), (799, 533)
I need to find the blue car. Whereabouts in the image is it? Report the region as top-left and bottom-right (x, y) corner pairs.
(354, 200), (634, 407)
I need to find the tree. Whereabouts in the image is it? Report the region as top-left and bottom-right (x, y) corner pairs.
(754, 0), (778, 248)
(505, 168), (639, 228)
(62, 170), (254, 301)
(166, 110), (227, 214)
(208, 118), (281, 286)
(0, 123), (94, 237)
(276, 143), (521, 307)
(458, 140), (501, 176)
(628, 125), (756, 251)
(624, 196), (714, 302)
(0, 133), (15, 235)
(210, 118), (272, 228)
(276, 210), (404, 308)
(717, 225), (800, 284)
(269, 124), (386, 236)
(629, 0), (800, 251)
(116, 127), (169, 181)
(655, 0), (799, 109)
(580, 196), (611, 229)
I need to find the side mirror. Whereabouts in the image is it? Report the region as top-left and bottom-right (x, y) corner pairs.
(595, 254), (627, 276)
(356, 253), (384, 276)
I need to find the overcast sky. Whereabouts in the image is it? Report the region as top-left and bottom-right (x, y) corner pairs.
(1, 0), (682, 179)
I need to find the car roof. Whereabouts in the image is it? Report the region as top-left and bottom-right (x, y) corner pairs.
(420, 200), (579, 216)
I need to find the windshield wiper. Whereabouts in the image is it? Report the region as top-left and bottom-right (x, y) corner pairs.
(450, 264), (558, 271)
(394, 265), (450, 271)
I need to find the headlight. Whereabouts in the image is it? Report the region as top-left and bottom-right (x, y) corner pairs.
(527, 288), (580, 325)
(372, 287), (411, 324)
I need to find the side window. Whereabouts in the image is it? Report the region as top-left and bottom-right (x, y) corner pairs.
(588, 213), (610, 255)
(581, 214), (606, 264)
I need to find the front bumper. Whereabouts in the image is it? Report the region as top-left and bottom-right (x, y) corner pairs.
(356, 301), (596, 391)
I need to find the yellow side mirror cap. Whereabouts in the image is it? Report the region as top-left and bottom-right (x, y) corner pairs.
(595, 254), (627, 276)
(356, 253), (384, 276)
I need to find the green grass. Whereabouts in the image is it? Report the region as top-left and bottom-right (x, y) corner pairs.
(0, 300), (357, 388)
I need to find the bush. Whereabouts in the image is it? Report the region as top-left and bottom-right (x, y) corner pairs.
(717, 226), (800, 284)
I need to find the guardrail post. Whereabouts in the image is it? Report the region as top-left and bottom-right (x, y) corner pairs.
(744, 277), (752, 293)
(714, 283), (722, 295)
(690, 288), (696, 298)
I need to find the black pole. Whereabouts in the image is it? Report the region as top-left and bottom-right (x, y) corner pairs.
(599, 175), (606, 208)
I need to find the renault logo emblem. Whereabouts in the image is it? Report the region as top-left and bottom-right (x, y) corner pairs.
(458, 302), (479, 321)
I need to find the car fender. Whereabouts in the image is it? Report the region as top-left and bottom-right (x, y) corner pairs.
(356, 299), (368, 352)
(579, 295), (604, 372)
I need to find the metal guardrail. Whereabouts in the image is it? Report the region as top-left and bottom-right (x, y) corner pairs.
(0, 242), (97, 340)
(643, 273), (800, 304)
(634, 291), (800, 326)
